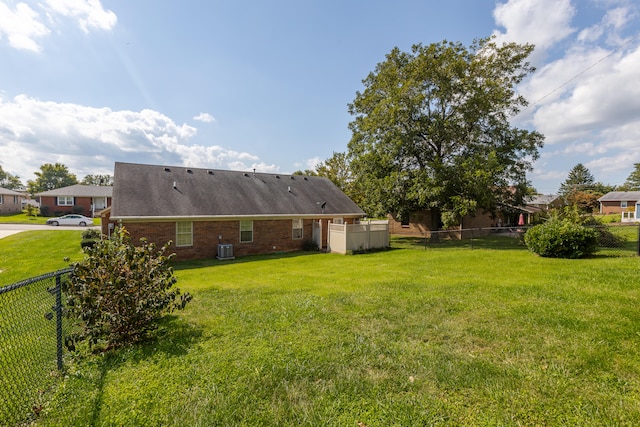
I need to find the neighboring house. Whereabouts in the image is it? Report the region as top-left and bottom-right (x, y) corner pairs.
(519, 194), (563, 224)
(388, 194), (562, 237)
(388, 208), (502, 237)
(0, 187), (25, 214)
(525, 194), (562, 211)
(102, 162), (366, 260)
(36, 184), (112, 217)
(598, 191), (640, 222)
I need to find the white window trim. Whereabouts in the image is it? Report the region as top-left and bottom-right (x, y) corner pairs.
(621, 201), (628, 208)
(240, 220), (253, 243)
(292, 219), (303, 240)
(176, 221), (193, 247)
(57, 196), (74, 206)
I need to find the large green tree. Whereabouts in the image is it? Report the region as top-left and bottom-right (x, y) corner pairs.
(558, 163), (595, 196)
(27, 163), (78, 194)
(0, 165), (23, 190)
(316, 152), (354, 193)
(619, 163), (640, 191)
(81, 174), (113, 186)
(347, 38), (544, 227)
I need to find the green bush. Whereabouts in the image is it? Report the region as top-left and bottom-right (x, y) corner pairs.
(80, 229), (101, 250)
(524, 217), (598, 259)
(65, 227), (192, 351)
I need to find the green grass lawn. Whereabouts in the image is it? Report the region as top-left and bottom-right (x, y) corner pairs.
(2, 232), (640, 426)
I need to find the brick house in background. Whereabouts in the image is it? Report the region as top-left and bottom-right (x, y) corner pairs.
(0, 187), (25, 214)
(36, 184), (112, 217)
(598, 191), (640, 222)
(102, 162), (365, 260)
(387, 193), (562, 237)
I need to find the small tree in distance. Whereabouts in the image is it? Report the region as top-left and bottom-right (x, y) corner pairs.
(65, 227), (192, 352)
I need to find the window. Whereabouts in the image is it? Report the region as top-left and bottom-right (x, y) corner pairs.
(13, 195), (18, 204)
(401, 214), (410, 228)
(57, 196), (74, 206)
(0, 195), (3, 204)
(621, 201), (628, 208)
(292, 219), (303, 239)
(240, 220), (253, 243)
(333, 218), (344, 225)
(176, 221), (193, 247)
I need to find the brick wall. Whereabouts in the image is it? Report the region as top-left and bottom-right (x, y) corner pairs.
(0, 194), (22, 214)
(120, 218), (316, 260)
(600, 201), (636, 215)
(40, 196), (94, 216)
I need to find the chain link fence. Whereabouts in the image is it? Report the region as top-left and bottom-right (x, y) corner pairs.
(408, 223), (640, 256)
(0, 268), (73, 426)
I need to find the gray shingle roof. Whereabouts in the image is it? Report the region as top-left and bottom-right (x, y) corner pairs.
(525, 194), (559, 205)
(111, 162), (365, 219)
(0, 187), (24, 196)
(36, 184), (113, 198)
(598, 191), (640, 202)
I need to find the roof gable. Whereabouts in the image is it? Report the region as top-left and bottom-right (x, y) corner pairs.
(0, 187), (24, 196)
(598, 191), (640, 202)
(111, 162), (365, 219)
(525, 194), (559, 205)
(36, 184), (113, 198)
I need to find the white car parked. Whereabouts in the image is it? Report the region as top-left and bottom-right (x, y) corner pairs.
(46, 214), (94, 226)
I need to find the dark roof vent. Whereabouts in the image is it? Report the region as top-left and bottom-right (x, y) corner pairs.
(243, 173), (249, 177)
(186, 169), (193, 174)
(303, 177), (308, 181)
(290, 176), (295, 180)
(164, 167), (171, 172)
(207, 170), (214, 175)
(275, 175), (280, 179)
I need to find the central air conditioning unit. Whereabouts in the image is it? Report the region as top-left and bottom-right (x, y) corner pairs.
(217, 244), (235, 260)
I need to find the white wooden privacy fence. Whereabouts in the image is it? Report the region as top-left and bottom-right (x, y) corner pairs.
(327, 220), (390, 254)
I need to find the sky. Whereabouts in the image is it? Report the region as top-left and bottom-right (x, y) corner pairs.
(0, 0), (639, 194)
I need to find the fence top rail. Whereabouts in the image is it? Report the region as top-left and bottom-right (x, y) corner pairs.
(0, 267), (74, 296)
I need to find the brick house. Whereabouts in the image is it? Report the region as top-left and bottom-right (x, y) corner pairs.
(0, 187), (24, 214)
(598, 191), (640, 222)
(102, 162), (365, 260)
(36, 184), (112, 217)
(387, 194), (561, 238)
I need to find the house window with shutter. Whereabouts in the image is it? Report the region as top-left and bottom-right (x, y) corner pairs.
(292, 219), (303, 239)
(240, 220), (253, 243)
(176, 221), (193, 247)
(57, 196), (74, 206)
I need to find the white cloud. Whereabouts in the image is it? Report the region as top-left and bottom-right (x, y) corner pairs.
(0, 95), (271, 180)
(193, 112), (215, 123)
(306, 156), (322, 171)
(492, 0), (576, 59)
(44, 0), (116, 32)
(0, 0), (116, 51)
(0, 2), (50, 52)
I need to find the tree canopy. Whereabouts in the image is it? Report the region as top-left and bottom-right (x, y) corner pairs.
(347, 37), (544, 227)
(0, 166), (23, 190)
(81, 174), (114, 186)
(558, 163), (595, 196)
(620, 163), (640, 191)
(27, 163), (78, 194)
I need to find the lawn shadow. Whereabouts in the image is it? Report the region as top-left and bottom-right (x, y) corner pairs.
(84, 315), (203, 424)
(174, 250), (325, 271)
(391, 234), (529, 251)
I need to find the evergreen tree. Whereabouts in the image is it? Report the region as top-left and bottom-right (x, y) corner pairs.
(558, 163), (595, 196)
